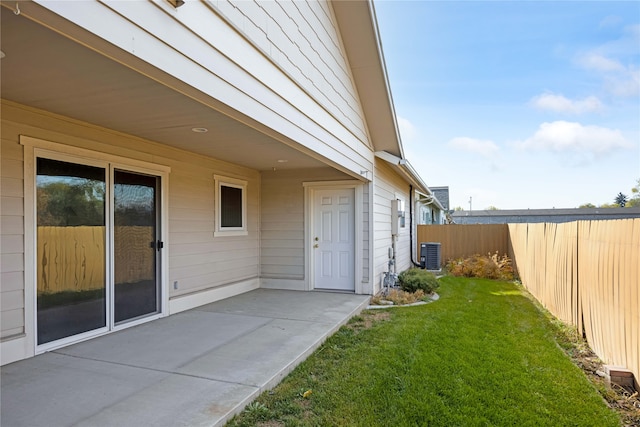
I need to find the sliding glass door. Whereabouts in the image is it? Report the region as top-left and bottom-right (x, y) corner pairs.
(36, 158), (107, 345)
(113, 170), (160, 323)
(36, 157), (162, 347)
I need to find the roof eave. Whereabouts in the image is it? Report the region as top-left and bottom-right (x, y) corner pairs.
(332, 0), (404, 158)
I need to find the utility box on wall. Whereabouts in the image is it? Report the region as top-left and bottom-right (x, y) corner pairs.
(391, 198), (405, 236)
(420, 242), (441, 270)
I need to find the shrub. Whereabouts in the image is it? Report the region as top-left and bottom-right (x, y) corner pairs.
(446, 252), (515, 281)
(371, 289), (426, 305)
(398, 268), (440, 294)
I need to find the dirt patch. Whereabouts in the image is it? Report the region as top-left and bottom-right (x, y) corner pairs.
(559, 329), (639, 426)
(346, 310), (390, 333)
(371, 289), (427, 306)
(575, 352), (639, 426)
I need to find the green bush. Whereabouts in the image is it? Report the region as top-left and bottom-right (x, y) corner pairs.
(398, 268), (440, 294)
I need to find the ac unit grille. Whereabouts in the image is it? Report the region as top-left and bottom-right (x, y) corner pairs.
(420, 242), (441, 270)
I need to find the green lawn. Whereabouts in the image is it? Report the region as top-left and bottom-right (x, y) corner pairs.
(227, 277), (620, 426)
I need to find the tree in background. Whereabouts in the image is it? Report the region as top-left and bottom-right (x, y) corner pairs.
(579, 179), (640, 208)
(486, 206), (499, 210)
(628, 179), (640, 207)
(614, 192), (628, 207)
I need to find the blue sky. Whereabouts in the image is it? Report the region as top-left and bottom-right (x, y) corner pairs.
(374, 1), (640, 210)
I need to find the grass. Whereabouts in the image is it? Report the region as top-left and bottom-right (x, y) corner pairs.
(227, 276), (621, 427)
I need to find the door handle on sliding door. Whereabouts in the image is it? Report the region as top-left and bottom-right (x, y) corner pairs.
(150, 240), (164, 251)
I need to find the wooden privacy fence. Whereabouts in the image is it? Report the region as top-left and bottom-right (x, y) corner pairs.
(417, 224), (509, 262)
(37, 226), (154, 294)
(418, 219), (639, 387)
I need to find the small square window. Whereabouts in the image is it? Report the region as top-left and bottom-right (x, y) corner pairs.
(214, 175), (247, 236)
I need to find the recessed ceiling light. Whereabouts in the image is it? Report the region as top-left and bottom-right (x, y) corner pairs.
(191, 127), (208, 133)
(277, 159), (288, 163)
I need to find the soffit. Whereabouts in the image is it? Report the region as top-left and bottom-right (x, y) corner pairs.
(0, 5), (328, 172)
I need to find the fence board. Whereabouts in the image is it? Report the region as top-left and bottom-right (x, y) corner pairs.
(579, 219), (639, 385)
(416, 224), (509, 266)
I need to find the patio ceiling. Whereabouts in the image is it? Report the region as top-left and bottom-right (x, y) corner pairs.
(0, 5), (329, 172)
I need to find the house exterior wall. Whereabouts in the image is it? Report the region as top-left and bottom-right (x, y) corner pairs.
(32, 0), (373, 179)
(212, 0), (368, 147)
(372, 159), (414, 294)
(0, 101), (263, 356)
(0, 114), (25, 341)
(419, 204), (444, 225)
(260, 168), (352, 290)
(1, 0), (419, 364)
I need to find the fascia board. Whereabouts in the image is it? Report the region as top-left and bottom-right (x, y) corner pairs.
(333, 0), (404, 158)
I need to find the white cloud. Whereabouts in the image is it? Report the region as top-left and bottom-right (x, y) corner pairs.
(599, 15), (623, 29)
(574, 25), (640, 99)
(397, 116), (418, 143)
(517, 121), (632, 155)
(530, 92), (603, 114)
(577, 52), (625, 72)
(605, 65), (640, 97)
(448, 137), (499, 158)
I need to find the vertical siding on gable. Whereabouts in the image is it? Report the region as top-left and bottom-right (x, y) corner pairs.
(213, 0), (367, 146)
(0, 128), (25, 339)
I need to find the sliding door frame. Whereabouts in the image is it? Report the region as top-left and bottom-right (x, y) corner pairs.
(22, 136), (170, 355)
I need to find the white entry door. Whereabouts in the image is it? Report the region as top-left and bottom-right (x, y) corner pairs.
(313, 188), (355, 291)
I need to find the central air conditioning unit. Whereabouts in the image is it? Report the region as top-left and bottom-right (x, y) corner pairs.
(420, 242), (441, 270)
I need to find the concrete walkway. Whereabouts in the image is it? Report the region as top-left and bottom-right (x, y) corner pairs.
(1, 289), (370, 427)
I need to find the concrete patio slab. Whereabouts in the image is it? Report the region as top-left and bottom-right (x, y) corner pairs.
(55, 311), (271, 371)
(178, 318), (336, 387)
(1, 289), (369, 427)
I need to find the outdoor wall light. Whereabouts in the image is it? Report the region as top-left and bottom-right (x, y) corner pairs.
(167, 0), (185, 8)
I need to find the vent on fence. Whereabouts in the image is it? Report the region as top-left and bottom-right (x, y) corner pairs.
(420, 242), (441, 270)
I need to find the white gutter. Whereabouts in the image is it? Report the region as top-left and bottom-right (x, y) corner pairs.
(374, 150), (406, 166)
(415, 189), (445, 211)
(374, 151), (444, 210)
(375, 151), (426, 191)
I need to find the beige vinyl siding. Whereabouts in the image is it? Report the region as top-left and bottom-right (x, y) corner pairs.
(1, 101), (260, 309)
(213, 0), (368, 147)
(1, 129), (25, 339)
(260, 168), (351, 280)
(167, 161), (260, 296)
(373, 160), (413, 293)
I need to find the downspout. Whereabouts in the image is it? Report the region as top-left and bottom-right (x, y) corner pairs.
(409, 185), (422, 268)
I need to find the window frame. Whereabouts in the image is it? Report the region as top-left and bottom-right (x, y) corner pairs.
(214, 175), (248, 237)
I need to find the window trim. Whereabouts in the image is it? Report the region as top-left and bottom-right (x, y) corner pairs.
(214, 175), (248, 237)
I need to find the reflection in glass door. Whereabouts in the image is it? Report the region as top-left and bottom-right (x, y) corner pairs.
(113, 170), (160, 324)
(36, 158), (107, 345)
(36, 157), (163, 347)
